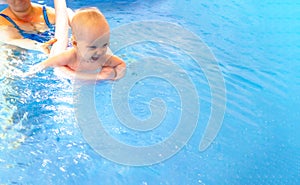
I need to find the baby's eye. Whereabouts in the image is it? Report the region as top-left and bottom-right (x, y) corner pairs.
(88, 46), (97, 50)
(102, 43), (109, 48)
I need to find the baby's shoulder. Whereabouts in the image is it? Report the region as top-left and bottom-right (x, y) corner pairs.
(62, 48), (76, 59)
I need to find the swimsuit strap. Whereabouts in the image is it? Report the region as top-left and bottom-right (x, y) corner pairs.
(0, 13), (23, 32)
(42, 5), (53, 29)
(0, 7), (55, 43)
(0, 6), (53, 31)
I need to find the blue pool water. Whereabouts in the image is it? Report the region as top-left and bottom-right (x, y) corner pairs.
(1, 0), (299, 184)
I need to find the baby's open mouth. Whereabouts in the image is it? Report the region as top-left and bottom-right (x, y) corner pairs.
(91, 55), (100, 61)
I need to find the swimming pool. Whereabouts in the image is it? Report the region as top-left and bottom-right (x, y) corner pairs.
(1, 0), (299, 184)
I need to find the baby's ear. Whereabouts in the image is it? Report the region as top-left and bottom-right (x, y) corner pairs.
(71, 35), (77, 46)
(72, 40), (77, 46)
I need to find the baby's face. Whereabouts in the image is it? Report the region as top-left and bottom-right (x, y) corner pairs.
(76, 27), (110, 64)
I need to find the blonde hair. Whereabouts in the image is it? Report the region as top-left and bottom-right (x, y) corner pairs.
(71, 7), (109, 40)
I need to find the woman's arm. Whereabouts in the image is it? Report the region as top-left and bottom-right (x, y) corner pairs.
(49, 0), (69, 56)
(0, 26), (57, 53)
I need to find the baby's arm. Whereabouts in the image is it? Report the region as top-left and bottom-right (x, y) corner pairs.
(57, 66), (115, 81)
(51, 55), (126, 81)
(62, 55), (126, 81)
(25, 49), (73, 76)
(103, 55), (126, 80)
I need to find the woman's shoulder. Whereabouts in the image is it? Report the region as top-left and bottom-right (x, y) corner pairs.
(0, 8), (12, 26)
(31, 3), (54, 14)
(32, 3), (56, 23)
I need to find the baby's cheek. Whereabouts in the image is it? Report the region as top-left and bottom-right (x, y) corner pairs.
(83, 51), (94, 59)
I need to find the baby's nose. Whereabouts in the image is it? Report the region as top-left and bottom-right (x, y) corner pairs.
(96, 48), (106, 55)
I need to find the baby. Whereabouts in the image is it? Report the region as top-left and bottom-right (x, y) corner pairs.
(26, 7), (126, 80)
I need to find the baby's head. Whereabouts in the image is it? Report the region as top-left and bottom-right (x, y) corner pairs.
(71, 7), (110, 62)
(71, 7), (109, 41)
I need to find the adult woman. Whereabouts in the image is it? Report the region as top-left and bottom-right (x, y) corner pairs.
(0, 0), (57, 53)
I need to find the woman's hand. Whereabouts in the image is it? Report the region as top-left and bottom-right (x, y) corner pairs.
(41, 38), (57, 54)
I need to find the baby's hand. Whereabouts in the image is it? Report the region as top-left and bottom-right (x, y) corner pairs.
(99, 67), (116, 80)
(10, 67), (27, 78)
(9, 67), (32, 78)
(23, 64), (45, 77)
